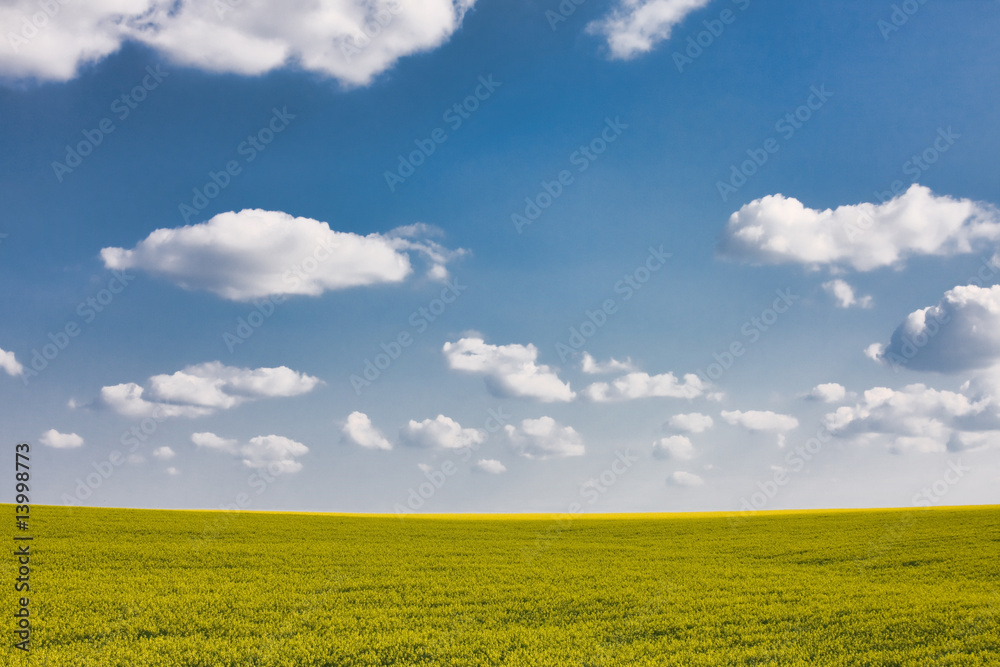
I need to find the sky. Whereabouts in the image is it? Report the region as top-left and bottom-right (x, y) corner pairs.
(1, 0), (998, 515)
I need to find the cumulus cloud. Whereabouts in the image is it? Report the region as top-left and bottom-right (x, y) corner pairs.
(871, 285), (1000, 373)
(474, 458), (506, 474)
(584, 371), (705, 402)
(39, 429), (84, 449)
(666, 412), (714, 434)
(100, 362), (320, 418)
(443, 337), (575, 402)
(193, 431), (308, 472)
(504, 417), (585, 460)
(166, 466), (180, 475)
(0, 346), (23, 377)
(721, 410), (799, 432)
(807, 383), (847, 403)
(100, 210), (463, 301)
(824, 384), (999, 453)
(152, 446), (176, 460)
(399, 414), (485, 450)
(823, 279), (873, 309)
(652, 435), (694, 460)
(580, 352), (637, 374)
(718, 185), (1000, 272)
(667, 470), (704, 487)
(0, 0), (475, 85)
(342, 411), (392, 451)
(587, 0), (712, 60)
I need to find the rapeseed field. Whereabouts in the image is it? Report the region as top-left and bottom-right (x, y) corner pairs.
(4, 504), (998, 666)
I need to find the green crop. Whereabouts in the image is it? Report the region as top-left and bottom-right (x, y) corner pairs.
(2, 505), (998, 666)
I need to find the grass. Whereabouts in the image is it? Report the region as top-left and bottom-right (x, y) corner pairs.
(3, 504), (999, 665)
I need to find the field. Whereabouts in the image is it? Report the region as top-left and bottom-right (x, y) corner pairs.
(3, 504), (999, 666)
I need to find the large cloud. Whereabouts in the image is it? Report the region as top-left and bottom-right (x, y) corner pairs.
(101, 211), (463, 301)
(399, 414), (484, 450)
(587, 0), (712, 60)
(871, 285), (1000, 373)
(583, 371), (705, 402)
(342, 411), (392, 451)
(100, 361), (320, 417)
(443, 337), (575, 402)
(0, 0), (475, 85)
(192, 431), (308, 472)
(824, 384), (998, 453)
(718, 185), (1000, 271)
(504, 417), (584, 460)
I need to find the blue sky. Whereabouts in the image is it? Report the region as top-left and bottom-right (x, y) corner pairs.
(1, 0), (998, 514)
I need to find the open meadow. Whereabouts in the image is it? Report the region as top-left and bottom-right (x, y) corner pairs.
(4, 504), (999, 666)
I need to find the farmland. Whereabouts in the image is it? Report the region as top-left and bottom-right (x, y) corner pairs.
(3, 504), (999, 666)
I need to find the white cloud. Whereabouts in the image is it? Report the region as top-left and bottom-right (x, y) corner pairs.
(342, 411), (392, 451)
(721, 410), (799, 432)
(0, 0), (476, 86)
(474, 458), (506, 474)
(584, 371), (705, 402)
(667, 470), (704, 487)
(39, 429), (83, 449)
(399, 414), (485, 450)
(718, 185), (1000, 272)
(152, 446), (176, 460)
(101, 362), (320, 418)
(824, 383), (998, 453)
(100, 210), (463, 301)
(652, 435), (694, 460)
(807, 383), (847, 403)
(443, 337), (575, 402)
(587, 0), (712, 60)
(193, 431), (308, 472)
(667, 412), (714, 433)
(504, 417), (585, 460)
(872, 285), (1000, 373)
(166, 466), (180, 476)
(580, 352), (637, 374)
(822, 279), (873, 309)
(0, 346), (23, 377)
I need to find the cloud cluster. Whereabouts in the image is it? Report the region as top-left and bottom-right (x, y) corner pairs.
(504, 417), (585, 460)
(824, 384), (998, 453)
(192, 431), (308, 472)
(587, 0), (712, 59)
(583, 371), (705, 402)
(580, 352), (637, 375)
(39, 429), (84, 449)
(101, 362), (320, 418)
(101, 210), (463, 301)
(399, 414), (485, 450)
(443, 337), (575, 402)
(0, 0), (476, 85)
(718, 185), (1000, 271)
